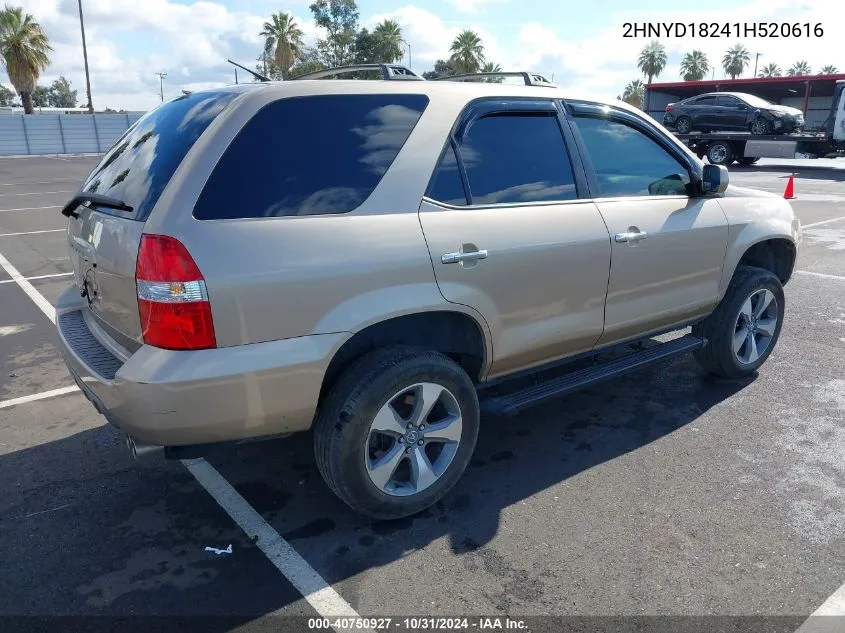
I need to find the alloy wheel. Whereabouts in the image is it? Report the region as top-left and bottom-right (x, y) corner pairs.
(733, 289), (779, 365)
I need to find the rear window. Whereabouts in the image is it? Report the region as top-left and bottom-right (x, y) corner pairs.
(193, 94), (429, 220)
(81, 90), (240, 221)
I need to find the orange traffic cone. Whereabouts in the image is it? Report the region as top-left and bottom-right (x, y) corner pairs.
(783, 175), (796, 199)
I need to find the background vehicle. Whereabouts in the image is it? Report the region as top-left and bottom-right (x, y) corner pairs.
(663, 92), (805, 135)
(55, 65), (799, 520)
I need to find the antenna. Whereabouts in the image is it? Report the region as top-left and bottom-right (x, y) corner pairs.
(227, 59), (270, 83)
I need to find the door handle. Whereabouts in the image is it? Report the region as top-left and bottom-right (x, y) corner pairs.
(441, 249), (488, 264)
(614, 231), (648, 243)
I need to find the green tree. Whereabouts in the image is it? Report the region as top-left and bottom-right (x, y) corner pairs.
(422, 59), (454, 80)
(622, 79), (644, 108)
(819, 65), (838, 75)
(260, 11), (304, 80)
(480, 61), (503, 82)
(0, 82), (15, 105)
(449, 29), (485, 74)
(0, 5), (52, 114)
(787, 60), (811, 76)
(31, 82), (47, 106)
(309, 0), (359, 67)
(637, 40), (666, 84)
(47, 75), (76, 107)
(354, 20), (402, 64)
(289, 45), (326, 78)
(680, 50), (709, 81)
(722, 44), (750, 79)
(757, 62), (781, 77)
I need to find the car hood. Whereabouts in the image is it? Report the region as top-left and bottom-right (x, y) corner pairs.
(767, 105), (804, 117)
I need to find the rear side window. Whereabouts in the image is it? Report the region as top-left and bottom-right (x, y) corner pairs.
(692, 96), (716, 105)
(82, 90), (239, 221)
(574, 115), (690, 197)
(194, 94), (429, 220)
(458, 113), (577, 205)
(426, 144), (467, 206)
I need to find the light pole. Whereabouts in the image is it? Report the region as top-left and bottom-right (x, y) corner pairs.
(401, 39), (412, 69)
(77, 0), (94, 113)
(155, 72), (167, 102)
(753, 53), (762, 78)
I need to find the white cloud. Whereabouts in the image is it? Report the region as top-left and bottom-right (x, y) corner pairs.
(444, 0), (510, 14)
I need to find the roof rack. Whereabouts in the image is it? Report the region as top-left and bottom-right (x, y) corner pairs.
(291, 64), (424, 81)
(432, 71), (554, 87)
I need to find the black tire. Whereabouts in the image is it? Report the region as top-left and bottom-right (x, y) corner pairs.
(692, 266), (785, 378)
(738, 157), (760, 166)
(313, 346), (480, 520)
(675, 116), (693, 134)
(750, 117), (772, 135)
(707, 141), (733, 166)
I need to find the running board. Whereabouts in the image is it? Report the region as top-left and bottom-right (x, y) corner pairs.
(482, 335), (706, 417)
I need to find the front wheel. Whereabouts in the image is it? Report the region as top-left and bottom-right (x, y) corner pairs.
(692, 266), (785, 378)
(313, 347), (480, 519)
(707, 141), (733, 166)
(750, 117), (772, 135)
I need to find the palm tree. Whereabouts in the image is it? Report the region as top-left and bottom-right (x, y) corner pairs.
(680, 50), (709, 81)
(787, 61), (811, 77)
(622, 79), (644, 108)
(819, 65), (838, 75)
(449, 30), (485, 75)
(260, 11), (303, 80)
(480, 61), (503, 83)
(757, 62), (781, 78)
(0, 6), (51, 114)
(637, 41), (666, 84)
(373, 19), (402, 63)
(722, 44), (749, 79)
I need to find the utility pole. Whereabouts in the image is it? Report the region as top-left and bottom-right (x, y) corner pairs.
(155, 72), (167, 102)
(753, 53), (762, 78)
(77, 0), (94, 113)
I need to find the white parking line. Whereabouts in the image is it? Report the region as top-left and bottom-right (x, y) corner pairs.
(0, 190), (73, 197)
(0, 206), (61, 213)
(0, 272), (73, 285)
(795, 270), (845, 281)
(803, 215), (845, 229)
(184, 459), (370, 631)
(793, 582), (845, 632)
(0, 386), (79, 410)
(0, 242), (370, 633)
(0, 229), (65, 237)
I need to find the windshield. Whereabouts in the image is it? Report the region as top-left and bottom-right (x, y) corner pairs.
(81, 88), (243, 221)
(739, 94), (776, 108)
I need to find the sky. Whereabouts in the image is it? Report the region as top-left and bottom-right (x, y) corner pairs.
(1, 0), (840, 111)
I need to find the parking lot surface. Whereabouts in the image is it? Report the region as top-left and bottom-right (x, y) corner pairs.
(1, 155), (844, 631)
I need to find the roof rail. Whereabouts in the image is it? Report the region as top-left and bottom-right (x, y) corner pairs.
(291, 64), (424, 81)
(432, 71), (554, 87)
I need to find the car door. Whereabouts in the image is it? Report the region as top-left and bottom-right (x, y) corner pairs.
(716, 95), (748, 129)
(418, 99), (612, 379)
(693, 95), (719, 128)
(566, 101), (729, 346)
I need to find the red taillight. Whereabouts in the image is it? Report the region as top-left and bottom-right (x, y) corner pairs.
(665, 104), (673, 111)
(136, 234), (216, 350)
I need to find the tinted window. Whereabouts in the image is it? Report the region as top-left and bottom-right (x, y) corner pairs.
(82, 89), (240, 220)
(716, 96), (742, 107)
(194, 94), (428, 219)
(575, 116), (690, 197)
(692, 96), (717, 106)
(426, 144), (467, 205)
(459, 113), (576, 205)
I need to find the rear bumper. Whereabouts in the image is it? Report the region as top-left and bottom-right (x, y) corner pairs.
(55, 286), (344, 446)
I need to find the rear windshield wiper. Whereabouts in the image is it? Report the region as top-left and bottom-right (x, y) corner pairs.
(61, 192), (134, 218)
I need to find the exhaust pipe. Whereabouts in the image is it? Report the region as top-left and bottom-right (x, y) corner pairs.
(126, 435), (164, 459)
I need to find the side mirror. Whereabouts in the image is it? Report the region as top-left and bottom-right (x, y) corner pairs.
(702, 164), (729, 194)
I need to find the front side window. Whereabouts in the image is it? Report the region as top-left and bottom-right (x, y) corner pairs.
(194, 94), (428, 219)
(574, 116), (691, 197)
(458, 112), (577, 205)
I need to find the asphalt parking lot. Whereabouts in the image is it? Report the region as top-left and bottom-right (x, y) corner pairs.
(1, 155), (844, 632)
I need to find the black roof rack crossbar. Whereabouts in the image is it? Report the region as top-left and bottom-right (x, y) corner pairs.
(291, 64), (424, 81)
(432, 71), (554, 87)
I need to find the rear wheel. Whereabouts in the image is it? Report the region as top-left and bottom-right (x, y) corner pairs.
(707, 141), (733, 166)
(750, 117), (772, 135)
(675, 116), (693, 134)
(313, 346), (480, 519)
(693, 266), (785, 378)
